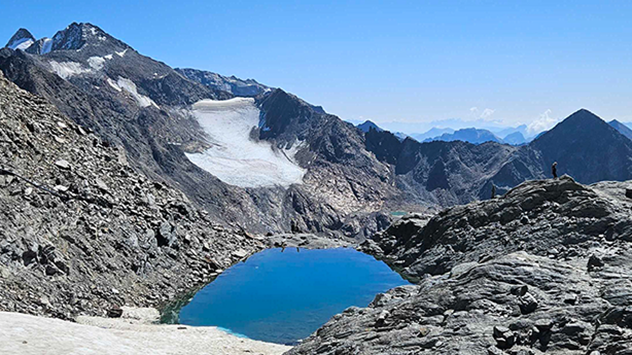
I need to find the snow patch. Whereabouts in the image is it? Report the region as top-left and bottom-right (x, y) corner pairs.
(116, 49), (128, 57)
(104, 54), (113, 60)
(49, 61), (92, 79)
(8, 38), (34, 51)
(116, 77), (158, 108)
(40, 38), (53, 54)
(87, 56), (106, 70)
(107, 78), (122, 92)
(185, 98), (305, 188)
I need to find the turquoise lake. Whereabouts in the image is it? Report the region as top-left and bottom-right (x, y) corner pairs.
(177, 247), (409, 345)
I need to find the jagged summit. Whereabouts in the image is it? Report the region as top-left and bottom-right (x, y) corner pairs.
(50, 22), (121, 51)
(5, 28), (35, 50)
(3, 22), (129, 56)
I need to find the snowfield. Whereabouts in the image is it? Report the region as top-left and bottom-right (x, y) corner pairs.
(185, 98), (305, 188)
(105, 77), (158, 108)
(49, 61), (92, 79)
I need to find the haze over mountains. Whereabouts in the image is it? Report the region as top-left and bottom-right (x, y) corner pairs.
(3, 22), (632, 236)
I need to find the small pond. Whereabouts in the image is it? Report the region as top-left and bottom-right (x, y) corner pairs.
(174, 247), (409, 345)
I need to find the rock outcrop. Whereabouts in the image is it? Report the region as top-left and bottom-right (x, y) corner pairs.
(290, 176), (632, 354)
(0, 71), (262, 319)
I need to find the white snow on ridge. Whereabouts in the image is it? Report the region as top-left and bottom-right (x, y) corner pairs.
(185, 98), (305, 188)
(8, 38), (34, 51)
(115, 77), (158, 108)
(116, 49), (128, 57)
(49, 61), (92, 79)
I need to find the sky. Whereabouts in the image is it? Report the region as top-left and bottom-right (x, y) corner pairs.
(3, 0), (632, 134)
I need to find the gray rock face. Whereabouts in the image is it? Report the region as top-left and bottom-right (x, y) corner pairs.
(0, 71), (263, 319)
(290, 177), (632, 354)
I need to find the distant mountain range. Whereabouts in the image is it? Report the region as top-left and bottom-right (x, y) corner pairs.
(409, 127), (454, 141)
(360, 123), (532, 145)
(422, 127), (505, 144)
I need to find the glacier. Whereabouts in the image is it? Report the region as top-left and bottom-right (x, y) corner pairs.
(185, 98), (305, 188)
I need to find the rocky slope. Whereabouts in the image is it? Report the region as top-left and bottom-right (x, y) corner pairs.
(0, 70), (263, 319)
(290, 176), (632, 354)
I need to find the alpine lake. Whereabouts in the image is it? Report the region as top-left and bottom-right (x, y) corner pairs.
(163, 247), (409, 345)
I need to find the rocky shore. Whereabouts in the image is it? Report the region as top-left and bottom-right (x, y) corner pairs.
(290, 176), (632, 354)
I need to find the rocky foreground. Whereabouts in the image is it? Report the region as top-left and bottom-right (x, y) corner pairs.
(289, 176), (632, 354)
(0, 70), (263, 319)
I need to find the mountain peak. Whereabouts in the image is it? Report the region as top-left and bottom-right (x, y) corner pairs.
(50, 22), (131, 54)
(51, 22), (103, 51)
(564, 108), (602, 124)
(530, 108), (632, 183)
(5, 28), (36, 51)
(357, 120), (383, 133)
(533, 109), (611, 143)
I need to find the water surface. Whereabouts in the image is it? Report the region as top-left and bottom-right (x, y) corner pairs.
(177, 247), (409, 344)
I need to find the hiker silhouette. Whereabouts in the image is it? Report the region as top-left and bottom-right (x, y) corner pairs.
(552, 162), (558, 179)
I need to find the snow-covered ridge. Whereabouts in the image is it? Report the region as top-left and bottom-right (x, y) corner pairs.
(185, 98), (305, 188)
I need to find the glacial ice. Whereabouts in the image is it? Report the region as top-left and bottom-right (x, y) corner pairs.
(185, 98), (305, 188)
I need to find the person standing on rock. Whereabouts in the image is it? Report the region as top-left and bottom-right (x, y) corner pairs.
(491, 183), (496, 199)
(552, 162), (558, 179)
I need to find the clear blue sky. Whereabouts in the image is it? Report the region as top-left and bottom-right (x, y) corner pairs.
(3, 0), (632, 133)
